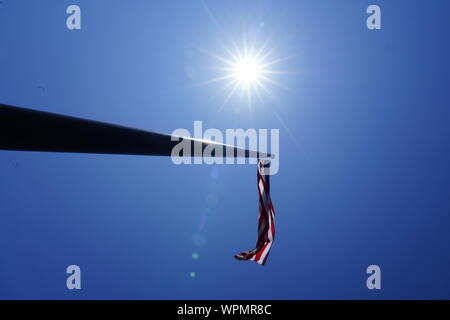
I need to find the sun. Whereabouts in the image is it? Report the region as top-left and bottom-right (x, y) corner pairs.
(201, 39), (286, 110)
(233, 57), (263, 86)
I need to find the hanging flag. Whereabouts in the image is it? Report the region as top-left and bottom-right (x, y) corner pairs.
(235, 160), (275, 265)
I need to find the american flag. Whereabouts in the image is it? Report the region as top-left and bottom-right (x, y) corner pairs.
(235, 160), (275, 265)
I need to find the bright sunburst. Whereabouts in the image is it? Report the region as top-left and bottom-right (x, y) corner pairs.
(203, 39), (286, 110)
(232, 55), (263, 86)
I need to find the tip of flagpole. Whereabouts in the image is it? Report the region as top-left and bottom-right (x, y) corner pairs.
(260, 152), (275, 160)
(256, 152), (275, 160)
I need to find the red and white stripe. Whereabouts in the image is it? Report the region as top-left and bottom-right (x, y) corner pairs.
(235, 160), (275, 266)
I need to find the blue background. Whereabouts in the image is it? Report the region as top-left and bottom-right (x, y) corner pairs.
(1, 0), (449, 299)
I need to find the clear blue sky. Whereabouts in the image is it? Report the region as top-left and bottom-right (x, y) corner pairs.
(1, 0), (450, 299)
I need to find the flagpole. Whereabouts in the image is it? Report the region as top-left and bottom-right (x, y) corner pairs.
(0, 103), (272, 159)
